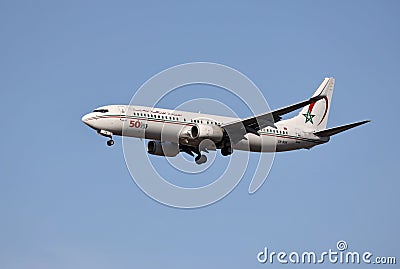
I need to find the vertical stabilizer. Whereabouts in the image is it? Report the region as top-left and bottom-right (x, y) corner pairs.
(286, 77), (335, 131)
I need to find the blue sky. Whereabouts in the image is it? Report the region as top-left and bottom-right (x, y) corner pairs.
(1, 1), (399, 268)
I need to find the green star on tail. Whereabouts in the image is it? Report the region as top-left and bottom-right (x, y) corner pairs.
(303, 110), (316, 124)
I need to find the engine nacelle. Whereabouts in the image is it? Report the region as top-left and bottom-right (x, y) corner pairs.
(147, 141), (179, 157)
(190, 124), (224, 143)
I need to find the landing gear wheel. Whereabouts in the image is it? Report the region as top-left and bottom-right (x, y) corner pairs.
(107, 139), (114, 146)
(195, 154), (207, 165)
(221, 146), (232, 156)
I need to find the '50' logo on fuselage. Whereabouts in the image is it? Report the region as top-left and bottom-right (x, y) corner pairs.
(129, 120), (148, 129)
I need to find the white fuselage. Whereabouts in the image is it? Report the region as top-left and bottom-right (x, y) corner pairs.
(82, 105), (328, 152)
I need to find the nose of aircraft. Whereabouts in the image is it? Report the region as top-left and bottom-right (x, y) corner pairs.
(81, 113), (93, 127)
(81, 114), (88, 122)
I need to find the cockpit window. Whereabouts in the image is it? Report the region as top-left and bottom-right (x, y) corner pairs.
(93, 109), (109, 113)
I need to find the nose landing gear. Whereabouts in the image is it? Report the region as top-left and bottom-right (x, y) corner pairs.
(97, 130), (114, 147)
(106, 139), (114, 146)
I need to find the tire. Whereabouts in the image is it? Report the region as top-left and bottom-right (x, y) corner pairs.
(107, 139), (114, 146)
(221, 146), (232, 156)
(195, 155), (207, 165)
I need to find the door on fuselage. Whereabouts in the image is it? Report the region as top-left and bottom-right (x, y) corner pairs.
(119, 106), (127, 121)
(294, 128), (302, 145)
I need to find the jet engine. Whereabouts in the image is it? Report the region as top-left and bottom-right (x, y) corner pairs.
(147, 141), (179, 157)
(190, 124), (224, 143)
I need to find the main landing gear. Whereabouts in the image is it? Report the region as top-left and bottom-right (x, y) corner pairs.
(195, 154), (207, 165)
(180, 145), (207, 165)
(221, 145), (232, 156)
(192, 145), (231, 165)
(97, 130), (114, 147)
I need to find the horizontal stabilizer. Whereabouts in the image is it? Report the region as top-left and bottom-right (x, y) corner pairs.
(313, 120), (370, 137)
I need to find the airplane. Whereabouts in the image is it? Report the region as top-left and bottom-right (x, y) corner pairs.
(82, 78), (369, 164)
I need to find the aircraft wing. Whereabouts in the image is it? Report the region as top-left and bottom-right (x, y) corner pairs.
(222, 95), (325, 143)
(313, 120), (370, 137)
